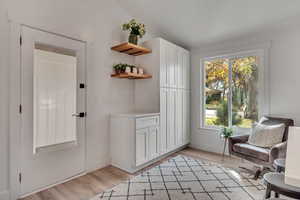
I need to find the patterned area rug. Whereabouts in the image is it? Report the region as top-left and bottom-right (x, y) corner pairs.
(91, 155), (267, 200)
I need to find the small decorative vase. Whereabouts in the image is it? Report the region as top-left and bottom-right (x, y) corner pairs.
(138, 68), (144, 75)
(125, 66), (131, 73)
(128, 34), (138, 45)
(132, 67), (138, 74)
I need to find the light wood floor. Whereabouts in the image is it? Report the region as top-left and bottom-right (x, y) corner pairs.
(21, 147), (247, 200)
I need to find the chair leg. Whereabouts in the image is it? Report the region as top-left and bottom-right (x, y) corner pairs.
(239, 165), (269, 180)
(265, 184), (271, 199)
(254, 169), (261, 180)
(254, 167), (270, 180)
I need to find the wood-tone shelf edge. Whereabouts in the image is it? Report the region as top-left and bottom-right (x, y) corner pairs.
(111, 73), (152, 79)
(111, 42), (152, 56)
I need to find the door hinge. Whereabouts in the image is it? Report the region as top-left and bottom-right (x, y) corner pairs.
(19, 173), (22, 183)
(19, 104), (22, 114)
(20, 36), (22, 46)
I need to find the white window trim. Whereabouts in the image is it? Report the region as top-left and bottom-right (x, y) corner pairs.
(200, 49), (270, 131)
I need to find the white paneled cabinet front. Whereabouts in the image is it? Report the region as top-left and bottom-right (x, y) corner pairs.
(160, 88), (168, 154)
(110, 113), (160, 173)
(148, 127), (160, 160)
(176, 89), (184, 146)
(135, 128), (148, 166)
(160, 42), (168, 88)
(167, 88), (176, 151)
(183, 50), (191, 89)
(183, 90), (191, 144)
(166, 42), (177, 88)
(177, 49), (184, 89)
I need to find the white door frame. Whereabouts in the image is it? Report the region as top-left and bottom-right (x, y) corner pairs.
(9, 22), (88, 200)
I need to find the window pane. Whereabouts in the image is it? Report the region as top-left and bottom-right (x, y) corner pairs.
(231, 56), (258, 128)
(204, 59), (229, 127)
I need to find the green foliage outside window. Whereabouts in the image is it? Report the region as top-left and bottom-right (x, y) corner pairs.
(204, 56), (258, 128)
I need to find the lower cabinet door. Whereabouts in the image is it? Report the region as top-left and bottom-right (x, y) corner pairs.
(148, 127), (160, 159)
(136, 128), (148, 166)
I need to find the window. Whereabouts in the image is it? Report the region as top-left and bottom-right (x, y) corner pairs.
(202, 50), (266, 129)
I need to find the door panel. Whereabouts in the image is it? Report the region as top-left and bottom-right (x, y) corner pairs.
(160, 42), (168, 87)
(183, 51), (190, 89)
(160, 88), (167, 154)
(167, 88), (176, 151)
(136, 128), (148, 166)
(177, 49), (184, 89)
(176, 89), (183, 146)
(33, 48), (77, 151)
(183, 90), (190, 144)
(148, 127), (159, 159)
(20, 26), (86, 196)
(167, 44), (177, 88)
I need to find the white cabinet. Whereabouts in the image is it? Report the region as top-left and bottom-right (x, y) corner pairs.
(110, 113), (160, 173)
(183, 50), (190, 89)
(177, 49), (184, 89)
(136, 126), (160, 166)
(134, 38), (191, 149)
(159, 40), (190, 90)
(160, 88), (168, 154)
(167, 88), (177, 151)
(136, 128), (148, 166)
(160, 42), (168, 88)
(148, 127), (160, 160)
(183, 90), (190, 144)
(116, 38), (191, 173)
(166, 43), (177, 88)
(176, 89), (184, 146)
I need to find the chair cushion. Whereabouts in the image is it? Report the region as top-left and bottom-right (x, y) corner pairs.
(233, 143), (270, 161)
(248, 122), (285, 148)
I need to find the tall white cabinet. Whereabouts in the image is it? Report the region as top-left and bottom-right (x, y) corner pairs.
(135, 38), (191, 159)
(111, 38), (190, 173)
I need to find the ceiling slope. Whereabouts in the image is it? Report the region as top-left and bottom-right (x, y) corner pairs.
(116, 0), (300, 48)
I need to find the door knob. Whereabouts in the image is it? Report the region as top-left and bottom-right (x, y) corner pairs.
(72, 112), (85, 118)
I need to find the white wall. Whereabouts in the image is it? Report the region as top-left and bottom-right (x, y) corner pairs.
(0, 0), (157, 198)
(190, 26), (300, 154)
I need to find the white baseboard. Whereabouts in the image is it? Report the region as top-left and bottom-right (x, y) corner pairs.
(0, 190), (10, 200)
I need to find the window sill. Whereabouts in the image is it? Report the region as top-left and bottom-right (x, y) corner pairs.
(198, 125), (251, 135)
(198, 126), (220, 132)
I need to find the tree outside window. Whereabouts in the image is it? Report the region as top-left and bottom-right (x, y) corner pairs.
(204, 56), (259, 128)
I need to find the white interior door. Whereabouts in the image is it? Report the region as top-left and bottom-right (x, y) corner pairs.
(20, 26), (86, 196)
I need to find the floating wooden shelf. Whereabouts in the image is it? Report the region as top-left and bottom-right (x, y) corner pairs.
(111, 42), (152, 56)
(111, 73), (152, 79)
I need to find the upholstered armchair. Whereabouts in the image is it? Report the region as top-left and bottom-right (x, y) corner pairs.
(228, 116), (294, 177)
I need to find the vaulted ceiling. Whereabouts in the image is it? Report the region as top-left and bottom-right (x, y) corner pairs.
(116, 0), (300, 48)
